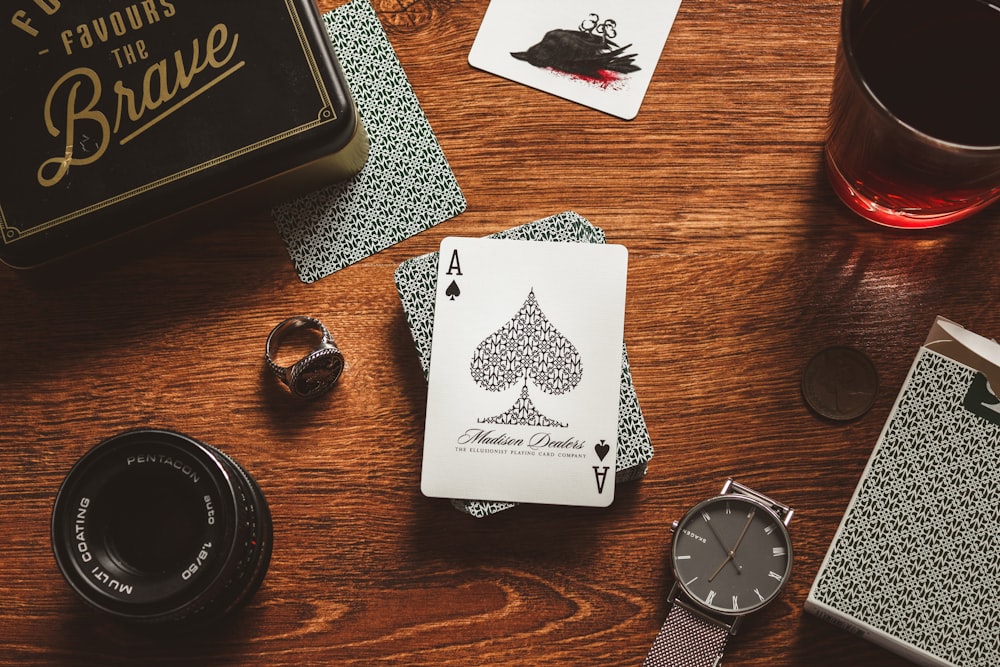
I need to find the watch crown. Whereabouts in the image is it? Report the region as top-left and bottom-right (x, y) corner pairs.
(670, 520), (679, 533)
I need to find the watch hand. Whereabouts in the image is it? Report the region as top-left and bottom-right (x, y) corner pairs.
(708, 507), (758, 582)
(730, 507), (756, 557)
(704, 518), (743, 581)
(708, 553), (734, 582)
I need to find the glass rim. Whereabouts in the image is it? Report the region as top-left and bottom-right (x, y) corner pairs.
(840, 0), (1000, 153)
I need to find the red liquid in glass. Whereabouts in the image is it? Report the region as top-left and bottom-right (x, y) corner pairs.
(825, 0), (1000, 227)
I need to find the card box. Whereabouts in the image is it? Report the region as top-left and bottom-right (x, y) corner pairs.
(0, 0), (369, 268)
(807, 317), (1000, 667)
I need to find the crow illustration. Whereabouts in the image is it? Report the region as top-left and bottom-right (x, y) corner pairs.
(511, 29), (640, 77)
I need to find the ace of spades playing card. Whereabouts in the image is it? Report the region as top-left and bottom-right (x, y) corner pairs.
(468, 0), (683, 120)
(421, 237), (628, 507)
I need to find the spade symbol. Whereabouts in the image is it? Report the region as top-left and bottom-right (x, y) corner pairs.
(445, 280), (461, 301)
(470, 289), (582, 426)
(594, 440), (610, 461)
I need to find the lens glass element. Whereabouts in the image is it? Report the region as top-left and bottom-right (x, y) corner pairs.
(102, 466), (205, 575)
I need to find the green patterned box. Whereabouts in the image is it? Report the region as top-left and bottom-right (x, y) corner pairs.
(807, 317), (1000, 667)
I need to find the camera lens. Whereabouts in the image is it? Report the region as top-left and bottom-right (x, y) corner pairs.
(51, 429), (272, 627)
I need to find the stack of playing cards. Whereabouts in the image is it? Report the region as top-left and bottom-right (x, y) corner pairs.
(394, 212), (653, 516)
(422, 236), (627, 507)
(469, 0), (684, 120)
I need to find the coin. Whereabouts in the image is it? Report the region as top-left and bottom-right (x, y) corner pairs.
(801, 346), (878, 421)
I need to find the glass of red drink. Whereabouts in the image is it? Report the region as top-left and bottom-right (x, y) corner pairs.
(824, 0), (1000, 228)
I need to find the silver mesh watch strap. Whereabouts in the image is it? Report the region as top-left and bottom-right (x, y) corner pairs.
(643, 598), (731, 667)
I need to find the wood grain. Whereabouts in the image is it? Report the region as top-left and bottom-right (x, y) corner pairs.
(3, 0), (999, 664)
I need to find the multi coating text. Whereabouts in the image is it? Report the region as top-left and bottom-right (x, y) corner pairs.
(74, 495), (134, 595)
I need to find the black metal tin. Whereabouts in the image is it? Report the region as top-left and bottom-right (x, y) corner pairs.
(1, 0), (369, 268)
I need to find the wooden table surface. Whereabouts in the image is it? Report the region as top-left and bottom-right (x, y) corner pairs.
(3, 0), (998, 664)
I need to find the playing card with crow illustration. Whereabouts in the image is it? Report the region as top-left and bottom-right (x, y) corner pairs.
(421, 237), (628, 507)
(469, 0), (683, 119)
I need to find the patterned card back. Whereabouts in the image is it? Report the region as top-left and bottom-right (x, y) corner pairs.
(273, 0), (466, 283)
(807, 345), (1000, 667)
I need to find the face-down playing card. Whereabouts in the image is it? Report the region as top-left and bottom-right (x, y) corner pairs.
(421, 237), (629, 507)
(468, 0), (683, 120)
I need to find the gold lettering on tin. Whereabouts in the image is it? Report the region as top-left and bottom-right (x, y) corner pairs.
(53, 1), (177, 55)
(115, 24), (240, 140)
(35, 0), (61, 14)
(12, 10), (40, 37)
(38, 68), (109, 187)
(37, 23), (242, 187)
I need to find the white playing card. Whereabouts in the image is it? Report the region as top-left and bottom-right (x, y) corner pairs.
(421, 237), (628, 507)
(468, 0), (683, 120)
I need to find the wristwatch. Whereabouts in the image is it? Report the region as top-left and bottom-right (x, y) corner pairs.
(644, 479), (794, 667)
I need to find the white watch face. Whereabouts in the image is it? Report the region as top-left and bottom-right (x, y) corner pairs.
(672, 494), (793, 615)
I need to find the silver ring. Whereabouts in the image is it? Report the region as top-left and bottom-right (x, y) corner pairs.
(265, 316), (344, 398)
